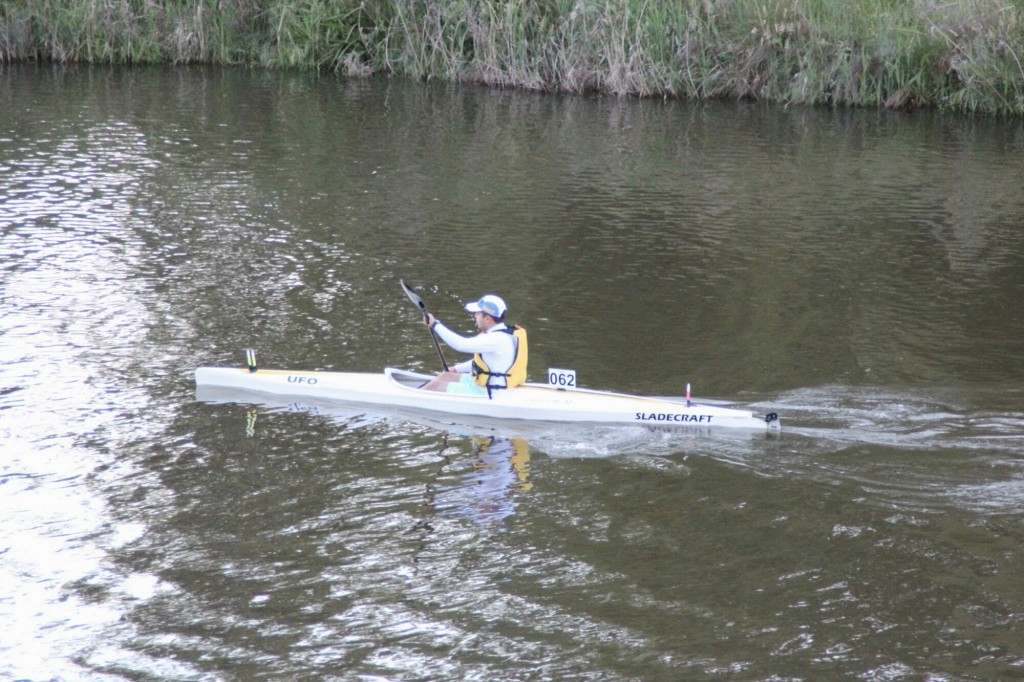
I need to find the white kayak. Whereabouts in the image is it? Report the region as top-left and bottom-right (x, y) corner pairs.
(194, 366), (780, 431)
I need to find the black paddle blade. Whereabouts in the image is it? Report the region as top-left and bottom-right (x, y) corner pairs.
(400, 279), (449, 371)
(400, 279), (429, 318)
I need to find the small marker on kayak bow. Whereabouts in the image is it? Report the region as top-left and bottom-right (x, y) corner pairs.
(245, 348), (257, 373)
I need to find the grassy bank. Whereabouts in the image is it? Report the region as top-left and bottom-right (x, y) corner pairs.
(3, 0), (1023, 114)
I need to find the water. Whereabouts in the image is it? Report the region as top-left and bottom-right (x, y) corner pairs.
(2, 63), (1024, 680)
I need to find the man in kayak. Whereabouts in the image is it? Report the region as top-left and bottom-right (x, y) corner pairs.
(421, 293), (528, 396)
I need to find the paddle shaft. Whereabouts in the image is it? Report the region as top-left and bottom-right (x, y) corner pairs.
(401, 280), (449, 372)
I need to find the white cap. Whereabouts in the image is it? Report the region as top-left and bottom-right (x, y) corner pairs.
(464, 294), (507, 319)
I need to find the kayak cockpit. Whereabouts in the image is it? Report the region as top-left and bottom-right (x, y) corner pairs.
(385, 367), (526, 399)
(386, 367), (434, 390)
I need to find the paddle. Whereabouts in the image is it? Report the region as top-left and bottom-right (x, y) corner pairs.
(400, 279), (449, 372)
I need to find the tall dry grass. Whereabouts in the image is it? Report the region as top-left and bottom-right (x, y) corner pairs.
(2, 0), (1022, 114)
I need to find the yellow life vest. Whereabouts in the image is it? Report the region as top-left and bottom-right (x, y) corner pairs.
(472, 325), (528, 391)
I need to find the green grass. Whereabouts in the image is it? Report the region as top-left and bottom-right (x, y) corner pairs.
(2, 0), (1023, 114)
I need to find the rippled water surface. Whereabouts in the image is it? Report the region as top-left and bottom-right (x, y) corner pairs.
(2, 64), (1024, 680)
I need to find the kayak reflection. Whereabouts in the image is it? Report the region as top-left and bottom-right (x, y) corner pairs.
(431, 436), (532, 526)
(196, 388), (536, 526)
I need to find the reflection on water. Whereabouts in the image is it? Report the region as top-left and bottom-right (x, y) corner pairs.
(3, 64), (1024, 680)
(0, 87), (176, 679)
(235, 397), (533, 527)
(430, 436), (532, 527)
(200, 382), (1024, 521)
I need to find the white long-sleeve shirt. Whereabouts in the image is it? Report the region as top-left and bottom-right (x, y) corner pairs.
(432, 321), (517, 386)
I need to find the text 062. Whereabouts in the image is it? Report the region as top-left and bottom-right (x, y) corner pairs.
(547, 368), (576, 389)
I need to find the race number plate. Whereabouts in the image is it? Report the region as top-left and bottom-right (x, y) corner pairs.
(547, 368), (576, 389)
